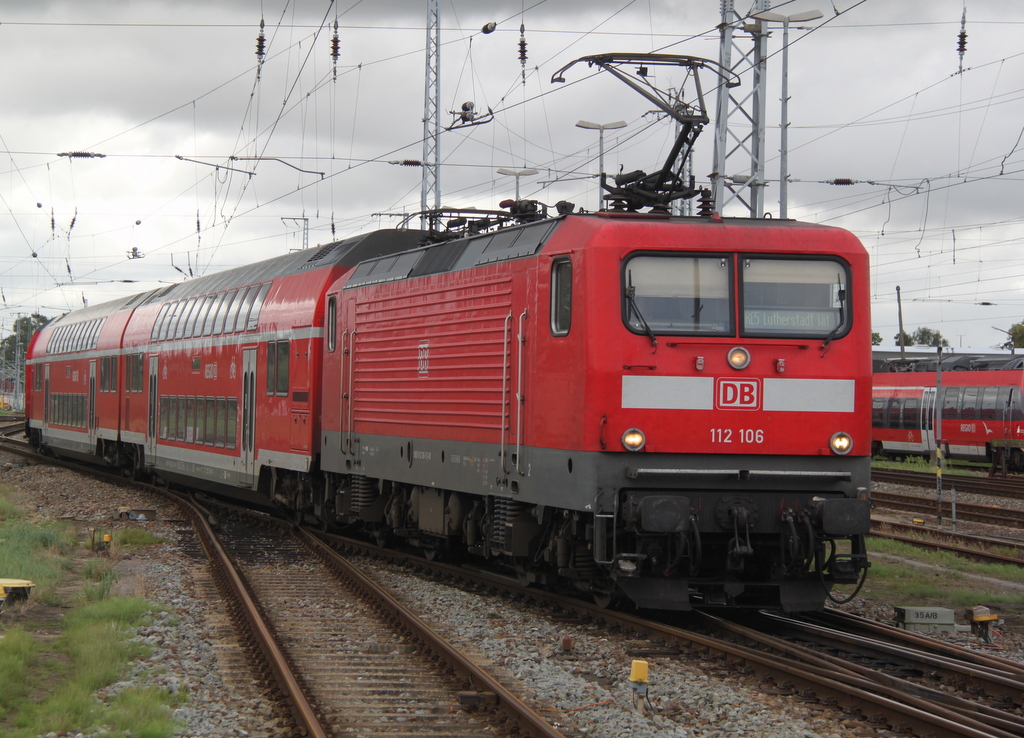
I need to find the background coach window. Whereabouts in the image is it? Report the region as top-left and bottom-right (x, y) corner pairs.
(550, 258), (572, 336)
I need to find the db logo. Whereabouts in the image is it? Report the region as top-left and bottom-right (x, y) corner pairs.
(716, 379), (760, 410)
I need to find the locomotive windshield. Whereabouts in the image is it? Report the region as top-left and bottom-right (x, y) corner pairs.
(624, 255), (733, 335)
(622, 254), (850, 339)
(741, 257), (849, 338)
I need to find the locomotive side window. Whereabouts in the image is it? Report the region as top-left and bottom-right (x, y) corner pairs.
(623, 255), (732, 335)
(741, 258), (849, 338)
(327, 296), (337, 352)
(550, 258), (572, 336)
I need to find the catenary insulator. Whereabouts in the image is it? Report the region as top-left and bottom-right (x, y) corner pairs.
(256, 18), (266, 61)
(830, 178), (855, 186)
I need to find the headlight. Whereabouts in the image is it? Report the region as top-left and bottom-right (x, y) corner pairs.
(830, 432), (853, 455)
(622, 428), (646, 452)
(727, 346), (750, 370)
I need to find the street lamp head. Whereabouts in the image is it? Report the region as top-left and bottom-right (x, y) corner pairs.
(576, 120), (627, 131)
(497, 168), (538, 177)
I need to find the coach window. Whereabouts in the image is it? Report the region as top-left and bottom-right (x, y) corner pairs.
(246, 282), (272, 331)
(186, 397), (196, 443)
(215, 398), (227, 448)
(159, 396), (169, 439)
(226, 398), (238, 449)
(176, 396), (186, 441)
(902, 397), (920, 429)
(960, 387), (979, 420)
(212, 290), (239, 335)
(326, 296), (337, 352)
(205, 397), (216, 445)
(981, 387), (998, 421)
(219, 289), (244, 334)
(234, 284), (262, 333)
(133, 353), (145, 393)
(100, 357), (110, 392)
(871, 397), (885, 427)
(885, 398), (901, 429)
(941, 387), (961, 420)
(550, 258), (572, 336)
(109, 356), (117, 393)
(195, 397), (206, 444)
(276, 340), (290, 396)
(741, 257), (850, 339)
(193, 295), (215, 337)
(266, 341), (277, 395)
(175, 297), (199, 339)
(203, 293), (226, 336)
(623, 255), (732, 336)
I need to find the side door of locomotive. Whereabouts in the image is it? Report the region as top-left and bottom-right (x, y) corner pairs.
(240, 347), (257, 487)
(505, 270), (533, 482)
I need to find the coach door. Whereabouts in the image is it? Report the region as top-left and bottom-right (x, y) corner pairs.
(921, 387), (937, 454)
(340, 299), (358, 460)
(147, 356), (159, 462)
(241, 348), (257, 487)
(43, 364), (50, 428)
(87, 361), (97, 448)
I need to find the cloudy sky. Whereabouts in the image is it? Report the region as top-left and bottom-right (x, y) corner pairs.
(2, 0), (1022, 350)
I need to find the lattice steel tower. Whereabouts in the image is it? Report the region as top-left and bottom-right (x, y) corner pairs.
(711, 0), (770, 218)
(422, 0), (441, 214)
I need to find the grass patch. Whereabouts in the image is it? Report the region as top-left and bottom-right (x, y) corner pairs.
(0, 519), (77, 606)
(114, 528), (163, 547)
(3, 597), (178, 738)
(858, 536), (1024, 610)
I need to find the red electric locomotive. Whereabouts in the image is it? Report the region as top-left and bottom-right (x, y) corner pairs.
(872, 358), (1024, 469)
(25, 52), (872, 611)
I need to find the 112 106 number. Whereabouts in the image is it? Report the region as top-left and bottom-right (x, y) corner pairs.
(710, 428), (764, 443)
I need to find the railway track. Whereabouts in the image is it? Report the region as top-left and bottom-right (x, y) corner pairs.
(870, 520), (1024, 566)
(4, 433), (1022, 736)
(873, 467), (1024, 499)
(319, 532), (1024, 738)
(0, 433), (566, 738)
(872, 489), (1024, 528)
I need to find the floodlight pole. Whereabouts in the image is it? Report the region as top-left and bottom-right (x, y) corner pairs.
(497, 168), (538, 200)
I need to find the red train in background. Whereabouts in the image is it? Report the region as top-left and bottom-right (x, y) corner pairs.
(24, 53), (873, 612)
(873, 356), (1024, 470)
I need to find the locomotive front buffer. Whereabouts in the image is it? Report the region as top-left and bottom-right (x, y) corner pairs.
(604, 479), (871, 611)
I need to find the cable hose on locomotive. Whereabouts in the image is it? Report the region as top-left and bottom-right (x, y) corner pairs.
(820, 538), (868, 605)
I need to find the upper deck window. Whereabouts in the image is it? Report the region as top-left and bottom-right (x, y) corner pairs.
(740, 258), (849, 339)
(622, 255), (732, 336)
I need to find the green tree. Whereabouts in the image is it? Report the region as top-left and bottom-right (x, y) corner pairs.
(911, 326), (950, 348)
(1, 313), (50, 367)
(893, 330), (914, 346)
(1001, 322), (1024, 350)
(871, 332), (882, 345)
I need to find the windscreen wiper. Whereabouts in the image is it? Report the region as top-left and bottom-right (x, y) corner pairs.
(820, 274), (846, 356)
(626, 285), (658, 351)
